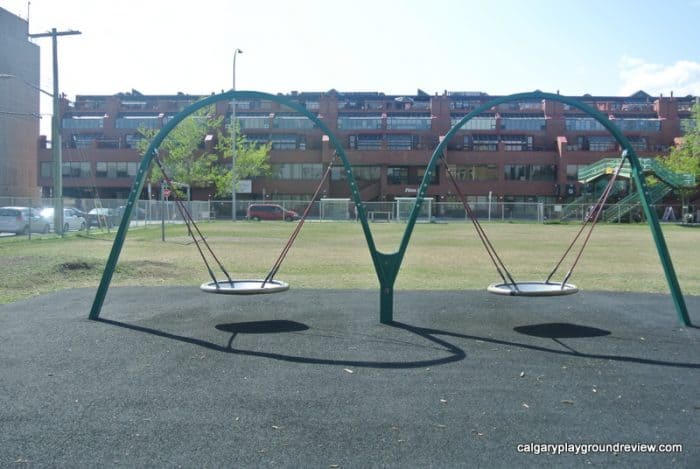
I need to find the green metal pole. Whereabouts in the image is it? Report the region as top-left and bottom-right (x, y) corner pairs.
(625, 150), (691, 325)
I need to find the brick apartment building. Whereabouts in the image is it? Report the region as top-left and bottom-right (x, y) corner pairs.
(37, 88), (698, 205)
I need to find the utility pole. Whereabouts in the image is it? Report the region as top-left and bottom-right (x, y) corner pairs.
(231, 48), (243, 221)
(29, 28), (81, 236)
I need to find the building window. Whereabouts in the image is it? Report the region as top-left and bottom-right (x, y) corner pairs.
(95, 162), (138, 178)
(387, 167), (409, 185)
(242, 134), (270, 146)
(451, 116), (496, 130)
(116, 162), (129, 178)
(501, 117), (545, 131)
(337, 116), (382, 130)
(502, 135), (533, 151)
(504, 165), (528, 181)
(566, 164), (588, 181)
(238, 115), (270, 129)
(76, 99), (105, 110)
(614, 118), (661, 132)
(270, 134), (298, 150)
(125, 133), (144, 149)
(270, 163), (324, 180)
(116, 116), (161, 129)
(472, 134), (498, 151)
(503, 164), (556, 181)
(274, 115), (315, 129)
(62, 116), (104, 129)
(96, 162), (107, 178)
(529, 164), (557, 181)
(355, 134), (382, 150)
(588, 136), (616, 151)
(386, 115), (431, 130)
(62, 161), (91, 178)
(386, 134), (414, 150)
(331, 165), (381, 181)
(70, 133), (102, 149)
(627, 136), (648, 151)
(452, 164), (498, 181)
(565, 117), (605, 131)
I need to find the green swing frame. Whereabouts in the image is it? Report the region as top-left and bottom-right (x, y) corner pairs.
(88, 90), (692, 327)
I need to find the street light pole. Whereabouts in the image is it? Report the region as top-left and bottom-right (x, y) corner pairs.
(231, 48), (243, 221)
(29, 28), (81, 236)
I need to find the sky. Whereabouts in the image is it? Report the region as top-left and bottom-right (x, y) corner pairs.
(2, 0), (700, 135)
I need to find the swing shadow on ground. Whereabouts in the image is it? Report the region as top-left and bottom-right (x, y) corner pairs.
(513, 322), (611, 355)
(94, 318), (466, 369)
(92, 317), (700, 370)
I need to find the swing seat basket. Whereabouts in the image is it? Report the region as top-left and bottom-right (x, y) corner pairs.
(487, 281), (578, 297)
(200, 279), (290, 295)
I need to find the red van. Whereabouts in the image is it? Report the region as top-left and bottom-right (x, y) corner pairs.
(246, 204), (299, 221)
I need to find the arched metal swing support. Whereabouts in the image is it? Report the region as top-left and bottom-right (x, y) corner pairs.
(89, 90), (397, 321)
(406, 91), (691, 326)
(89, 90), (691, 328)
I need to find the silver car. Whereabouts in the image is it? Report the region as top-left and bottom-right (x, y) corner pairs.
(0, 206), (51, 235)
(40, 207), (87, 232)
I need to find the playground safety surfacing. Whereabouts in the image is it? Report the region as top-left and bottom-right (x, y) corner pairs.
(1, 287), (698, 467)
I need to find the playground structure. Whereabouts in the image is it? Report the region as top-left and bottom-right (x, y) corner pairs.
(559, 157), (695, 223)
(88, 91), (692, 327)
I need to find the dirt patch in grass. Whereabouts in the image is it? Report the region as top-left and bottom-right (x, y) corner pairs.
(57, 261), (98, 272)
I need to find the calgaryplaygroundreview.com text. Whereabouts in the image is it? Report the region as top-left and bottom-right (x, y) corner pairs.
(517, 442), (683, 456)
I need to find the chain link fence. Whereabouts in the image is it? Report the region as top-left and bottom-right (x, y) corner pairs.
(0, 196), (696, 240)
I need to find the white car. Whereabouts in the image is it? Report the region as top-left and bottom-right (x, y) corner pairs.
(0, 206), (50, 234)
(40, 207), (87, 232)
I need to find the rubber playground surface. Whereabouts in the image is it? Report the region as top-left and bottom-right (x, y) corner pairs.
(1, 286), (698, 467)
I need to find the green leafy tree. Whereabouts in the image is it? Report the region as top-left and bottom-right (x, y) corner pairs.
(660, 103), (700, 205)
(137, 106), (224, 196)
(136, 108), (271, 198)
(214, 121), (272, 197)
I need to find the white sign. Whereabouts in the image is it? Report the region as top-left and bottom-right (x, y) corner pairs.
(237, 179), (252, 194)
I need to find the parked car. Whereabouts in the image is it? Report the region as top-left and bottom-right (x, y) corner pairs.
(39, 207), (87, 232)
(116, 205), (147, 220)
(0, 206), (50, 235)
(86, 208), (120, 228)
(246, 204), (299, 221)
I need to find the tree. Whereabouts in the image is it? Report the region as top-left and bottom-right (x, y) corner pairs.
(136, 107), (271, 198)
(137, 106), (223, 196)
(660, 103), (700, 207)
(214, 121), (272, 197)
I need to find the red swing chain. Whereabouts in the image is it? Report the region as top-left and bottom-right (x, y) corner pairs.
(441, 155), (520, 290)
(153, 154), (233, 287)
(546, 151), (628, 287)
(262, 153), (338, 286)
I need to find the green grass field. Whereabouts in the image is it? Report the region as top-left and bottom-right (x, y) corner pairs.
(0, 220), (698, 304)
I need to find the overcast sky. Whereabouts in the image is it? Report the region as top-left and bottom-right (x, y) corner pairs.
(2, 0), (700, 134)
